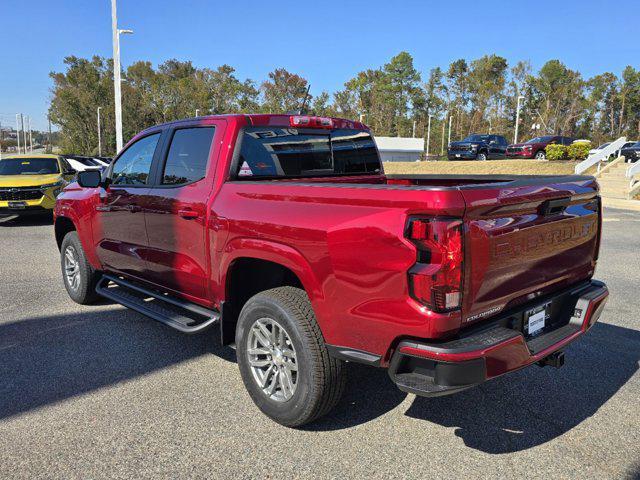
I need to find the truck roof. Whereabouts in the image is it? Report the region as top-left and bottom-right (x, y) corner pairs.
(137, 114), (369, 136)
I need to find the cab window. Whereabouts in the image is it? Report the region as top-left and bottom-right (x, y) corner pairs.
(162, 127), (215, 185)
(111, 134), (160, 185)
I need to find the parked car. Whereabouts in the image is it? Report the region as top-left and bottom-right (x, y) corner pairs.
(64, 155), (107, 171)
(590, 141), (637, 160)
(447, 134), (508, 160)
(506, 135), (574, 160)
(620, 141), (640, 162)
(0, 154), (76, 216)
(53, 114), (609, 427)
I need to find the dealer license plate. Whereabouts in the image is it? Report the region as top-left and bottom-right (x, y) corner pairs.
(525, 303), (549, 337)
(455, 154), (461, 158)
(8, 201), (26, 209)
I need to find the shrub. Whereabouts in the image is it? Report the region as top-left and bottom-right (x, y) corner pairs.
(546, 144), (567, 160)
(567, 141), (591, 160)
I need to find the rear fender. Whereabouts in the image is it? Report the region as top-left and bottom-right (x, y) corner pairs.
(220, 238), (323, 305)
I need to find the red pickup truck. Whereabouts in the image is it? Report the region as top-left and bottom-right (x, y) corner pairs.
(54, 114), (609, 427)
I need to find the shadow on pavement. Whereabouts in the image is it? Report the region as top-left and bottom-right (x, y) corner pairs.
(1, 311), (636, 448)
(402, 322), (639, 453)
(0, 310), (235, 420)
(0, 213), (53, 227)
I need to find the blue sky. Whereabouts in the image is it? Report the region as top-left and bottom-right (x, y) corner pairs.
(1, 0), (638, 131)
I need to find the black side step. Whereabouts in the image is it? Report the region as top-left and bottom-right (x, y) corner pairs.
(97, 274), (220, 334)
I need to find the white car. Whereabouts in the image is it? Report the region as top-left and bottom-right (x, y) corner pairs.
(64, 157), (103, 173)
(588, 141), (637, 160)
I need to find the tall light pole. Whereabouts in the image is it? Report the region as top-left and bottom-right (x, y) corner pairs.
(195, 109), (200, 117)
(440, 113), (447, 156)
(111, 0), (133, 153)
(97, 107), (102, 156)
(27, 116), (33, 152)
(426, 114), (432, 158)
(514, 95), (525, 144)
(15, 114), (21, 154)
(21, 114), (27, 154)
(447, 114), (453, 146)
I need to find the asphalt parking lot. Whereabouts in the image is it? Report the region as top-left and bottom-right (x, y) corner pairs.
(0, 209), (639, 479)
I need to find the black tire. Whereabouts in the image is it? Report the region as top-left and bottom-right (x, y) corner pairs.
(476, 151), (488, 161)
(60, 231), (101, 304)
(535, 150), (546, 160)
(236, 286), (347, 427)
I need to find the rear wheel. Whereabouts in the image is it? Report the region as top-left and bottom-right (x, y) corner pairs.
(535, 150), (546, 160)
(476, 151), (487, 161)
(236, 287), (347, 427)
(60, 231), (101, 304)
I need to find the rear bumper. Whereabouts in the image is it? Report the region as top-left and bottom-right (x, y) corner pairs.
(388, 280), (608, 397)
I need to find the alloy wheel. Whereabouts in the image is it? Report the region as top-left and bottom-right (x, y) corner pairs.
(64, 245), (81, 291)
(246, 317), (298, 402)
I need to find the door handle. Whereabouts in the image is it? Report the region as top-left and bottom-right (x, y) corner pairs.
(178, 209), (200, 220)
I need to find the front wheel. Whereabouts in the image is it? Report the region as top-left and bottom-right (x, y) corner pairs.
(535, 150), (546, 160)
(236, 287), (347, 427)
(476, 151), (487, 161)
(60, 231), (101, 304)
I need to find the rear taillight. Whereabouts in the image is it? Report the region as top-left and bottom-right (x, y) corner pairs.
(290, 115), (334, 129)
(406, 218), (463, 312)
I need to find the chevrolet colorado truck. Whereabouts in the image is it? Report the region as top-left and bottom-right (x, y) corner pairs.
(447, 134), (508, 160)
(54, 114), (609, 427)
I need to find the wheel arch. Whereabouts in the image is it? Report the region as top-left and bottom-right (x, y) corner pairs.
(54, 216), (77, 251)
(219, 240), (323, 345)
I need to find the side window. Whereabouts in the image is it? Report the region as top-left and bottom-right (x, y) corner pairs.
(111, 134), (160, 185)
(162, 127), (215, 185)
(498, 136), (508, 146)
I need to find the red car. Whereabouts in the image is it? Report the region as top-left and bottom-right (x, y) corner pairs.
(54, 114), (608, 426)
(507, 135), (575, 159)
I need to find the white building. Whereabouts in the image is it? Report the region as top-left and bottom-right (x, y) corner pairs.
(374, 136), (424, 162)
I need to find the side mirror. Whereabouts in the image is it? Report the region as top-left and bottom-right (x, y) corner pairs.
(77, 170), (102, 188)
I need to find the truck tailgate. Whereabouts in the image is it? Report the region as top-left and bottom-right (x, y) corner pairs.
(460, 176), (600, 325)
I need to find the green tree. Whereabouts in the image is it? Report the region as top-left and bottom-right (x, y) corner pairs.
(261, 68), (310, 113)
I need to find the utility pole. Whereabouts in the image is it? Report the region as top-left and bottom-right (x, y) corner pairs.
(412, 120), (416, 138)
(514, 95), (525, 144)
(21, 114), (27, 154)
(97, 107), (102, 156)
(447, 115), (453, 146)
(426, 114), (432, 159)
(16, 114), (21, 154)
(441, 114), (447, 156)
(195, 109), (200, 117)
(111, 0), (133, 153)
(27, 116), (33, 152)
(48, 116), (52, 153)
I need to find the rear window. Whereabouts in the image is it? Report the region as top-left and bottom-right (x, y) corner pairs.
(234, 127), (380, 179)
(162, 127), (215, 185)
(0, 158), (60, 175)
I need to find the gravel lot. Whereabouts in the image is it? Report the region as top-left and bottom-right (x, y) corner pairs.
(0, 209), (639, 479)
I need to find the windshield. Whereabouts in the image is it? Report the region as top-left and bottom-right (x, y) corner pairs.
(596, 142), (611, 149)
(235, 128), (381, 179)
(526, 136), (553, 144)
(0, 158), (60, 175)
(463, 135), (490, 142)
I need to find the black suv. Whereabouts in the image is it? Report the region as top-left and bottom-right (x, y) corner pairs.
(448, 134), (508, 161)
(620, 141), (640, 162)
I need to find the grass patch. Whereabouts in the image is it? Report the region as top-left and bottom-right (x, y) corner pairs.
(383, 160), (585, 176)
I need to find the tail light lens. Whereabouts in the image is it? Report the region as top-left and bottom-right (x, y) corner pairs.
(406, 218), (463, 312)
